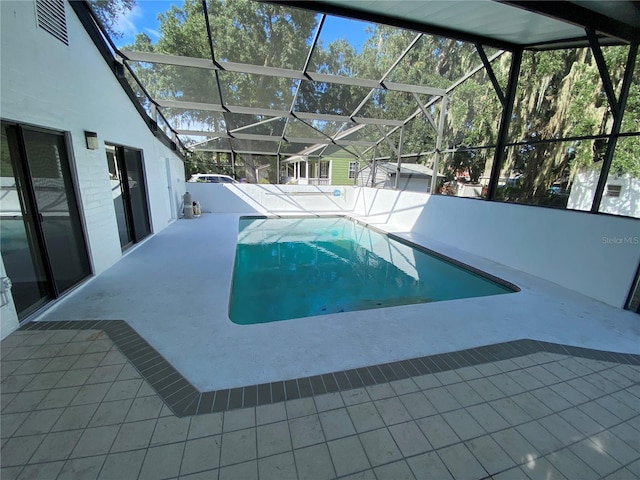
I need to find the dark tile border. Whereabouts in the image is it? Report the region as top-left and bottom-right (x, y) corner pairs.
(19, 321), (640, 417)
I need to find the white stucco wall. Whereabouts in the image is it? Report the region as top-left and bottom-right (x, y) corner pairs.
(0, 0), (185, 337)
(352, 188), (640, 309)
(186, 183), (357, 215)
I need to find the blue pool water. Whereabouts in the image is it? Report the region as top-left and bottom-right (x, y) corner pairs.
(229, 217), (516, 325)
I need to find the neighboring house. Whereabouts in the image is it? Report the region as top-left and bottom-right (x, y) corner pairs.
(0, 0), (185, 337)
(357, 162), (444, 193)
(281, 153), (361, 186)
(567, 169), (640, 217)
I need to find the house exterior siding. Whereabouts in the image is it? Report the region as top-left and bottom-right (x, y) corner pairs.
(330, 156), (359, 186)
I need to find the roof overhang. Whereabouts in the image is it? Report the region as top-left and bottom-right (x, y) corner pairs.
(263, 1), (640, 50)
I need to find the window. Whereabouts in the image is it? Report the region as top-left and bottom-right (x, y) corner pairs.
(319, 161), (330, 179)
(605, 184), (622, 197)
(348, 161), (357, 179)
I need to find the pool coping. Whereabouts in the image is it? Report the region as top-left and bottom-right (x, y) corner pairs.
(20, 320), (640, 418)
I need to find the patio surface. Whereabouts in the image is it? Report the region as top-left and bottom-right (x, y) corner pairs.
(1, 213), (639, 479)
(27, 214), (640, 391)
(1, 326), (639, 479)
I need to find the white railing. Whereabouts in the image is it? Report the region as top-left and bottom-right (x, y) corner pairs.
(278, 177), (330, 186)
(309, 178), (330, 186)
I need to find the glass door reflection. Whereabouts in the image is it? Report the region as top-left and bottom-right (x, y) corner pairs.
(22, 129), (91, 294)
(106, 145), (150, 249)
(106, 146), (133, 249)
(0, 125), (51, 317)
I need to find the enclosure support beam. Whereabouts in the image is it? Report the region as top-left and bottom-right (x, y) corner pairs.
(591, 43), (638, 213)
(304, 16), (325, 79)
(281, 15), (326, 152)
(412, 93), (438, 132)
(358, 51), (505, 161)
(586, 28), (620, 118)
(231, 151), (236, 177)
(376, 124), (400, 157)
(201, 0), (227, 114)
(202, 0), (235, 161)
(486, 48), (523, 200)
(475, 44), (506, 105)
(350, 33), (424, 118)
(431, 96), (448, 194)
(150, 103), (158, 125)
(122, 50), (446, 96)
(229, 116), (284, 134)
(371, 144), (378, 188)
(395, 126), (405, 190)
(397, 50), (505, 130)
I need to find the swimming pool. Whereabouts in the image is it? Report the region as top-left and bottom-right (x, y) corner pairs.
(229, 216), (517, 325)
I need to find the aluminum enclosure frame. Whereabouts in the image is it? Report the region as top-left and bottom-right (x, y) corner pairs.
(74, 0), (639, 216)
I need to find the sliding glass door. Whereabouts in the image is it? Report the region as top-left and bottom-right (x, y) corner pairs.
(22, 129), (92, 293)
(107, 146), (134, 249)
(122, 147), (151, 242)
(0, 123), (91, 319)
(106, 145), (150, 250)
(1, 126), (50, 316)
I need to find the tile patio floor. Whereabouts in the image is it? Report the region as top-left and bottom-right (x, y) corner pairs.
(1, 325), (639, 480)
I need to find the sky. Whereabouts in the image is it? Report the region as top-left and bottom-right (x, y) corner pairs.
(113, 0), (371, 52)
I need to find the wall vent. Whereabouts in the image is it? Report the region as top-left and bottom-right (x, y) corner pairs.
(605, 184), (622, 197)
(35, 0), (68, 46)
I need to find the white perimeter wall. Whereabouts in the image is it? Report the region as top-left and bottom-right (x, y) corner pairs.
(1, 0), (185, 337)
(353, 188), (640, 308)
(187, 183), (357, 215)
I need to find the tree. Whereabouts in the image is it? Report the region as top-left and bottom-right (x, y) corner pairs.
(349, 31), (638, 205)
(611, 48), (640, 178)
(89, 0), (136, 39)
(495, 46), (639, 207)
(121, 1), (638, 194)
(126, 0), (317, 181)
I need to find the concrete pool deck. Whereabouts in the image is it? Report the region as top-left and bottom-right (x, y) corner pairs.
(32, 213), (640, 392)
